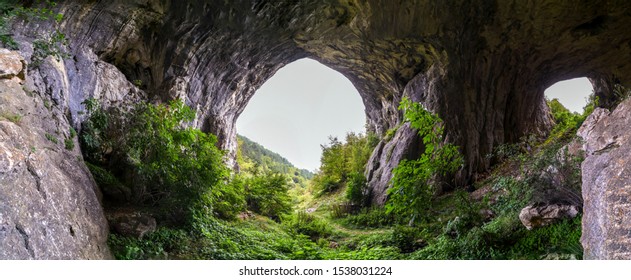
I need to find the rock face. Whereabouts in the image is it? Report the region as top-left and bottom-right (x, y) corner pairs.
(578, 98), (631, 260)
(11, 0), (631, 205)
(0, 51), (110, 259)
(519, 204), (579, 230)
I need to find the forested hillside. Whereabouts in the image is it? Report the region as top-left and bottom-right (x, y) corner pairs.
(237, 135), (313, 180)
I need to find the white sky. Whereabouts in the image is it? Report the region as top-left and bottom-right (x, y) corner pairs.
(236, 58), (366, 172)
(544, 77), (593, 113)
(237, 59), (594, 171)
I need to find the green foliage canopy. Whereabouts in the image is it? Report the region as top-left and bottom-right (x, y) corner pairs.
(312, 132), (377, 198)
(81, 99), (231, 224)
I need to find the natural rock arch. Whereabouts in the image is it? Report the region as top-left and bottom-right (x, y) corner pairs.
(19, 0), (631, 204)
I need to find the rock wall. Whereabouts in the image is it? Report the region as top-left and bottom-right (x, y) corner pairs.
(578, 99), (631, 260)
(0, 50), (110, 259)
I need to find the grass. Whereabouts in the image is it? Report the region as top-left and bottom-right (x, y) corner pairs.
(45, 133), (58, 144)
(106, 99), (585, 260)
(64, 138), (74, 150)
(0, 112), (22, 124)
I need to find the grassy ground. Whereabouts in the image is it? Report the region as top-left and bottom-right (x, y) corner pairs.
(107, 133), (583, 260)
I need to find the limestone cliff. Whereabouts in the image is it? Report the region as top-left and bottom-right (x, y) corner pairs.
(0, 50), (110, 259)
(579, 99), (631, 260)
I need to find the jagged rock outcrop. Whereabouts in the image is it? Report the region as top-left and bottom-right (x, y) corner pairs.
(11, 0), (631, 205)
(0, 50), (110, 259)
(578, 98), (631, 260)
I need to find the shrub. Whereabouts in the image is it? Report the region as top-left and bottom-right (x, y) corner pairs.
(81, 99), (231, 225)
(345, 171), (370, 207)
(0, 1), (68, 63)
(213, 174), (246, 220)
(520, 141), (583, 208)
(245, 172), (292, 219)
(0, 112), (22, 123)
(31, 29), (68, 66)
(282, 211), (334, 241)
(509, 215), (582, 259)
(64, 138), (74, 150)
(312, 132), (377, 197)
(108, 227), (190, 260)
(386, 97), (463, 224)
(547, 98), (582, 141)
(390, 225), (426, 253)
(339, 207), (400, 229)
(79, 98), (109, 163)
(45, 133), (58, 144)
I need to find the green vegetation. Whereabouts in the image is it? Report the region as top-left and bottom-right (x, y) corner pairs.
(386, 97), (463, 224)
(63, 138), (73, 150)
(45, 132), (57, 144)
(311, 132), (377, 198)
(0, 0), (67, 64)
(31, 29), (68, 66)
(0, 112), (22, 123)
(237, 134), (312, 182)
(244, 172), (292, 219)
(81, 99), (231, 224)
(83, 99), (317, 259)
(86, 93), (588, 260)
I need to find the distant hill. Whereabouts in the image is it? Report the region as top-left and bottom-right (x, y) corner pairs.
(236, 135), (314, 180)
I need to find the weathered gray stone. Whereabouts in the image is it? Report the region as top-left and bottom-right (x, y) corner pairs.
(0, 50), (110, 259)
(578, 97), (631, 260)
(519, 204), (579, 230)
(0, 49), (25, 81)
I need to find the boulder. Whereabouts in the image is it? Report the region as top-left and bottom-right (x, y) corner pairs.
(519, 204), (579, 230)
(0, 49), (25, 80)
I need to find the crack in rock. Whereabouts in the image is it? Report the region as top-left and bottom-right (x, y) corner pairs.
(26, 158), (46, 200)
(15, 224), (34, 258)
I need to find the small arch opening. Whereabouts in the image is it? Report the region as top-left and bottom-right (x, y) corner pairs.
(544, 77), (594, 114)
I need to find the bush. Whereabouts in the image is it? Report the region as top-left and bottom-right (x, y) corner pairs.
(339, 207), (401, 229)
(245, 172), (292, 219)
(79, 98), (109, 163)
(345, 171), (370, 207)
(523, 143), (583, 207)
(509, 215), (582, 259)
(213, 174), (246, 220)
(390, 225), (426, 253)
(547, 98), (583, 141)
(81, 99), (231, 225)
(108, 227), (190, 260)
(386, 97), (463, 224)
(282, 211), (334, 241)
(312, 132), (377, 197)
(0, 0), (64, 51)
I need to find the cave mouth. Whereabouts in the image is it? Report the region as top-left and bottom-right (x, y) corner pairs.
(544, 77), (594, 114)
(236, 58), (366, 172)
